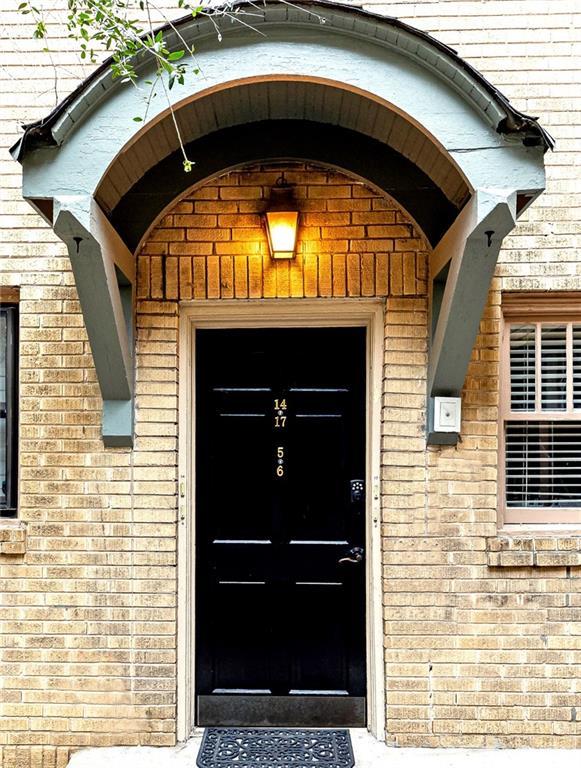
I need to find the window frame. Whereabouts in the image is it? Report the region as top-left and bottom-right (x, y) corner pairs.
(500, 293), (581, 526)
(0, 302), (18, 517)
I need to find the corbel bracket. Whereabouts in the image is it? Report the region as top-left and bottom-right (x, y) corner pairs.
(427, 189), (517, 445)
(53, 196), (135, 447)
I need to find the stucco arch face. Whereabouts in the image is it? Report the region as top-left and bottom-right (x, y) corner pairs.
(13, 0), (549, 447)
(95, 74), (471, 242)
(97, 75), (470, 220)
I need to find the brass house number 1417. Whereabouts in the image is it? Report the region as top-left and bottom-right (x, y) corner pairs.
(274, 398), (287, 428)
(274, 398), (287, 478)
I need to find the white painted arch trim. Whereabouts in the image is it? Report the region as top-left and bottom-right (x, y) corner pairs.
(177, 298), (386, 741)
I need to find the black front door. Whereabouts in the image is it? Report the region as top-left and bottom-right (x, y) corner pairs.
(195, 327), (366, 727)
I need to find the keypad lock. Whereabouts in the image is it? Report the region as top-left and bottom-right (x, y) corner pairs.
(350, 479), (364, 503)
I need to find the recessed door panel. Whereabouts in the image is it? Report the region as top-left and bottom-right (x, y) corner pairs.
(207, 582), (272, 693)
(206, 406), (272, 542)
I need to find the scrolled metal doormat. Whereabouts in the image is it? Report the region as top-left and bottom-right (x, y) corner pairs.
(196, 728), (355, 768)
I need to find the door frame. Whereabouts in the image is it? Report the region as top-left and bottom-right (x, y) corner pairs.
(177, 299), (385, 741)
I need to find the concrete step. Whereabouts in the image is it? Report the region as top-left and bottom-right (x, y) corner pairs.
(67, 729), (580, 768)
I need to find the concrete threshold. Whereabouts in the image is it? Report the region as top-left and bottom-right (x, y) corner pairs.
(67, 729), (580, 767)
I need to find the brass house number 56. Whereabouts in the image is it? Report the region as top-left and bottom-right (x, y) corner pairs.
(276, 446), (285, 477)
(274, 398), (287, 478)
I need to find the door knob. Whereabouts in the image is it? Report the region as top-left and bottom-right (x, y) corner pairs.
(338, 546), (364, 564)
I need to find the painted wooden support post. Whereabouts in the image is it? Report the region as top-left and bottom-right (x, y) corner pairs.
(427, 189), (517, 445)
(53, 196), (135, 447)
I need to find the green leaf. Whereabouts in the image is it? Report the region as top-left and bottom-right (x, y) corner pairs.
(168, 50), (185, 62)
(133, 116), (143, 122)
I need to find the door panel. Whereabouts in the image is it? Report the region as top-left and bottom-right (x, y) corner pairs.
(195, 327), (366, 726)
(288, 582), (349, 693)
(286, 414), (348, 541)
(210, 582), (273, 693)
(207, 408), (272, 542)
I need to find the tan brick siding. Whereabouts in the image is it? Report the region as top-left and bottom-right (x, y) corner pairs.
(0, 2), (581, 764)
(138, 165), (428, 301)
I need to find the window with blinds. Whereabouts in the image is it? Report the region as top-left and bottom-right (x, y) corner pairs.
(502, 304), (581, 524)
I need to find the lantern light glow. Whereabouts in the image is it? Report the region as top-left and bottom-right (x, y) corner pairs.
(264, 176), (300, 260)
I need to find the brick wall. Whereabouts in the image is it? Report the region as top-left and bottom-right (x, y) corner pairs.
(138, 165), (428, 301)
(1, 1), (581, 764)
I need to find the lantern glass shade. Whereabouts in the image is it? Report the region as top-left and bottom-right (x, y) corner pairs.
(265, 209), (299, 259)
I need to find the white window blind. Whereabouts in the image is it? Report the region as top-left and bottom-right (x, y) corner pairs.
(506, 422), (581, 508)
(509, 324), (535, 410)
(540, 325), (567, 410)
(573, 325), (581, 409)
(504, 319), (581, 519)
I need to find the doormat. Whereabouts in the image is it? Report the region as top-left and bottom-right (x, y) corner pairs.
(196, 728), (355, 768)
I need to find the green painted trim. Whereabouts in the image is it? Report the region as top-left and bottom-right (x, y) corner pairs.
(428, 190), (516, 398)
(17, 15), (547, 211)
(102, 399), (134, 448)
(426, 431), (459, 447)
(53, 199), (133, 400)
(53, 197), (135, 447)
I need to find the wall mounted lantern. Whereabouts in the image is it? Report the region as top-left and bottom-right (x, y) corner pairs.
(264, 175), (300, 260)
